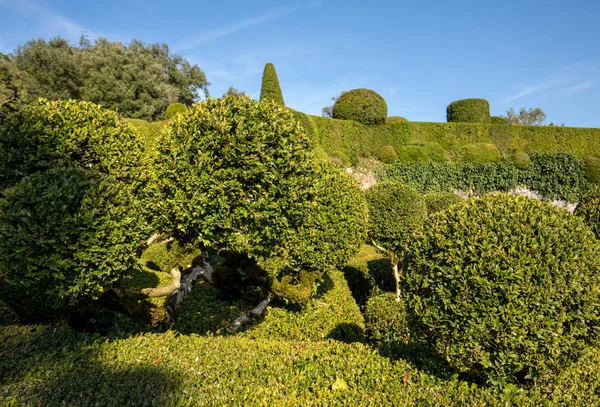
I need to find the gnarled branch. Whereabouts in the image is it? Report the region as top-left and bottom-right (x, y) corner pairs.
(230, 293), (272, 332)
(141, 268), (181, 298)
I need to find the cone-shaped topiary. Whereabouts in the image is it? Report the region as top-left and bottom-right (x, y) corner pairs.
(403, 194), (600, 384)
(446, 98), (491, 123)
(332, 89), (387, 125)
(259, 62), (285, 106)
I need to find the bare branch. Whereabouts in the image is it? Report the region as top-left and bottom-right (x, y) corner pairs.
(141, 268), (181, 298)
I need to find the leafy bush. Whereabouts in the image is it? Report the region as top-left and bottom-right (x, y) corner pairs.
(124, 118), (168, 150)
(332, 88), (387, 125)
(491, 116), (508, 124)
(364, 292), (409, 346)
(459, 143), (502, 163)
(0, 99), (146, 190)
(165, 103), (186, 119)
(0, 168), (143, 321)
(377, 145), (397, 163)
(422, 192), (463, 214)
(386, 116), (407, 123)
(259, 62), (284, 106)
(574, 189), (600, 238)
(513, 151), (532, 169)
(289, 109), (319, 143)
(330, 150), (351, 167)
(403, 194), (600, 384)
(584, 155), (600, 184)
(365, 182), (426, 254)
(446, 98), (491, 123)
(397, 142), (448, 163)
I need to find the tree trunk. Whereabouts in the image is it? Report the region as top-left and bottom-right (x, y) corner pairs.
(141, 268), (181, 298)
(230, 293), (272, 332)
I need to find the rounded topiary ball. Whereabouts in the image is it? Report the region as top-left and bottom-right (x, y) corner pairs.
(459, 143), (502, 163)
(166, 103), (187, 119)
(403, 194), (600, 384)
(0, 168), (143, 321)
(332, 89), (387, 125)
(378, 145), (398, 164)
(446, 98), (491, 123)
(574, 189), (600, 238)
(422, 192), (463, 214)
(513, 151), (532, 169)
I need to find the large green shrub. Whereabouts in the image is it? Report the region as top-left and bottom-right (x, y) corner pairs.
(259, 62), (284, 106)
(422, 192), (463, 214)
(584, 155), (600, 184)
(403, 194), (600, 384)
(165, 103), (186, 119)
(0, 168), (143, 321)
(0, 99), (146, 190)
(574, 189), (600, 238)
(397, 142), (448, 163)
(459, 143), (502, 163)
(364, 292), (409, 346)
(332, 88), (387, 125)
(513, 150), (532, 169)
(446, 98), (491, 123)
(377, 145), (397, 163)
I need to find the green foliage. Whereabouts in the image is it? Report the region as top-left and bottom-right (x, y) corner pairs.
(259, 62), (284, 106)
(459, 143), (502, 163)
(0, 53), (22, 121)
(584, 155), (600, 184)
(0, 168), (143, 321)
(342, 245), (394, 308)
(329, 150), (351, 167)
(386, 116), (407, 123)
(574, 189), (600, 238)
(513, 151), (532, 169)
(377, 145), (397, 163)
(491, 116), (508, 124)
(403, 194), (600, 384)
(364, 292), (409, 346)
(0, 99), (147, 190)
(332, 88), (387, 125)
(422, 192), (463, 214)
(166, 103), (186, 119)
(397, 142), (448, 163)
(365, 182), (427, 254)
(289, 109), (319, 143)
(503, 107), (548, 126)
(446, 98), (491, 123)
(123, 118), (168, 150)
(8, 36), (208, 121)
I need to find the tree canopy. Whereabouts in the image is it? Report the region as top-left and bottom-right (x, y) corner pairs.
(501, 107), (548, 126)
(3, 36), (210, 121)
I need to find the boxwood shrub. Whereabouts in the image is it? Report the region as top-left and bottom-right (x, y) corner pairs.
(574, 189), (600, 238)
(422, 191), (464, 214)
(446, 98), (491, 123)
(459, 143), (502, 163)
(332, 88), (387, 125)
(513, 151), (532, 169)
(377, 145), (397, 163)
(364, 292), (409, 346)
(402, 194), (600, 384)
(165, 103), (187, 119)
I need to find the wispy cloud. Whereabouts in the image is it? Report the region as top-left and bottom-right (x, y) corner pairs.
(565, 81), (595, 93)
(0, 0), (94, 41)
(503, 77), (570, 102)
(175, 6), (297, 52)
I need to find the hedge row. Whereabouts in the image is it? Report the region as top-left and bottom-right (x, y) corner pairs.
(308, 115), (600, 160)
(375, 154), (590, 201)
(3, 324), (600, 405)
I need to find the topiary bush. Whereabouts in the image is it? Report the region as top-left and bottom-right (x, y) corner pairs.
(166, 103), (187, 119)
(332, 88), (387, 125)
(491, 116), (508, 124)
(397, 142), (448, 164)
(364, 292), (409, 346)
(259, 62), (285, 106)
(446, 98), (491, 123)
(386, 116), (408, 124)
(584, 155), (600, 184)
(574, 189), (600, 238)
(459, 143), (502, 163)
(378, 145), (397, 163)
(0, 99), (146, 190)
(403, 194), (600, 384)
(513, 150), (532, 169)
(0, 168), (144, 321)
(422, 192), (463, 214)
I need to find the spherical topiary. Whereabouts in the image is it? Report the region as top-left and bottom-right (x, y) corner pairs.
(459, 143), (502, 163)
(491, 116), (508, 124)
(0, 99), (146, 190)
(332, 88), (387, 125)
(378, 145), (398, 164)
(584, 155), (600, 184)
(0, 168), (143, 321)
(422, 192), (463, 214)
(574, 189), (600, 238)
(330, 150), (351, 167)
(446, 98), (491, 123)
(513, 151), (532, 169)
(365, 182), (427, 254)
(403, 194), (600, 384)
(397, 142), (449, 164)
(259, 62), (285, 106)
(386, 116), (408, 124)
(166, 103), (187, 119)
(364, 292), (409, 346)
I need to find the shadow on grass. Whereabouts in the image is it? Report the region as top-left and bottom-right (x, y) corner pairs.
(326, 322), (365, 343)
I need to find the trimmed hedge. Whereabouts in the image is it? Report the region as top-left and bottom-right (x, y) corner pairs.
(332, 89), (387, 125)
(403, 194), (600, 384)
(459, 143), (502, 163)
(364, 292), (409, 346)
(259, 62), (284, 106)
(584, 155), (600, 184)
(574, 189), (600, 238)
(386, 116), (407, 123)
(166, 103), (186, 119)
(491, 116), (508, 124)
(330, 150), (351, 167)
(377, 145), (397, 163)
(446, 98), (491, 123)
(397, 142), (448, 163)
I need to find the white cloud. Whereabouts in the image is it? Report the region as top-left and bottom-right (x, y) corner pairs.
(175, 6), (297, 52)
(503, 77), (569, 102)
(565, 81), (595, 93)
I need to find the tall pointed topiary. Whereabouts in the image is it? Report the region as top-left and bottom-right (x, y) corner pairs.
(259, 62), (284, 106)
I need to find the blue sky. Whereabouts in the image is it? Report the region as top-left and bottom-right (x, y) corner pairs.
(1, 0), (599, 126)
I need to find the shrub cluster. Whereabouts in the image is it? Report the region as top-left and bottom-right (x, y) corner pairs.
(446, 98), (491, 123)
(332, 89), (387, 125)
(402, 194), (600, 384)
